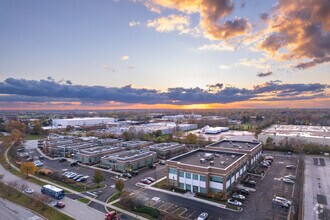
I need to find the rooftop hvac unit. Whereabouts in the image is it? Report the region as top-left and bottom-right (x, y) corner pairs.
(214, 154), (219, 157)
(231, 155), (235, 158)
(210, 161), (214, 165)
(239, 146), (242, 149)
(221, 161), (225, 165)
(200, 158), (205, 163)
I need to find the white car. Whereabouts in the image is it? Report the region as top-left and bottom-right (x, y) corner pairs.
(283, 178), (294, 184)
(284, 175), (296, 180)
(197, 212), (209, 220)
(274, 196), (292, 205)
(232, 193), (245, 200)
(227, 198), (242, 207)
(285, 165), (296, 169)
(24, 188), (34, 194)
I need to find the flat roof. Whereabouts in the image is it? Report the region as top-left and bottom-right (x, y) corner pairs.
(79, 145), (123, 155)
(207, 140), (260, 151)
(170, 149), (245, 169)
(260, 124), (330, 139)
(102, 150), (156, 161)
(149, 142), (183, 150)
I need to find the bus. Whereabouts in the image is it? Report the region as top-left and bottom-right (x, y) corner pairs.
(41, 184), (65, 199)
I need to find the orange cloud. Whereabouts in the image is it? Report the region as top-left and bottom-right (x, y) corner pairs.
(147, 14), (190, 33)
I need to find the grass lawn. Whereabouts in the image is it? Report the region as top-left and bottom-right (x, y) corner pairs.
(113, 202), (159, 220)
(153, 178), (167, 189)
(77, 197), (90, 204)
(25, 134), (47, 140)
(0, 185), (74, 220)
(107, 191), (122, 204)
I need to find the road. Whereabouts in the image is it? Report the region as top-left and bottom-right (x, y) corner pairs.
(0, 197), (44, 220)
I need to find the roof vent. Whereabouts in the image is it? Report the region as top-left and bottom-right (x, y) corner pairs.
(200, 158), (205, 163)
(231, 155), (235, 158)
(221, 161), (225, 165)
(210, 161), (214, 165)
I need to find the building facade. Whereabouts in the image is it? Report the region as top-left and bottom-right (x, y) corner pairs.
(76, 146), (124, 165)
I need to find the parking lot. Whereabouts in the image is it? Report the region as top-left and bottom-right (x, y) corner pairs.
(239, 152), (300, 220)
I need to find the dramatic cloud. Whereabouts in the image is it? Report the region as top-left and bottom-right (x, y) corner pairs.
(258, 0), (330, 67)
(129, 21), (140, 27)
(257, 71), (273, 77)
(0, 78), (328, 106)
(121, 55), (129, 61)
(146, 0), (251, 40)
(239, 58), (270, 69)
(147, 14), (189, 33)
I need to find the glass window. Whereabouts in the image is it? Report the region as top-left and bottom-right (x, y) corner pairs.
(193, 174), (198, 180)
(179, 171), (184, 177)
(185, 172), (191, 178)
(210, 175), (223, 183)
(210, 187), (221, 193)
(200, 187), (206, 194)
(200, 175), (206, 182)
(169, 167), (177, 174)
(179, 183), (184, 189)
(186, 184), (191, 191)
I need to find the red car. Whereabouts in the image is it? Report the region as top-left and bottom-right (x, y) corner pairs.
(141, 179), (151, 184)
(56, 201), (65, 208)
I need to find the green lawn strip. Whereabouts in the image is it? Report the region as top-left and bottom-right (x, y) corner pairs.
(153, 178), (167, 189)
(172, 207), (186, 216)
(225, 204), (240, 210)
(77, 197), (91, 204)
(107, 191), (122, 203)
(113, 202), (159, 220)
(25, 134), (47, 140)
(0, 187), (74, 220)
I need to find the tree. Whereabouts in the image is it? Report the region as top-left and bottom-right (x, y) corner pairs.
(20, 162), (38, 178)
(31, 120), (43, 135)
(186, 133), (197, 144)
(115, 179), (125, 192)
(93, 170), (105, 187)
(17, 183), (28, 197)
(5, 120), (26, 133)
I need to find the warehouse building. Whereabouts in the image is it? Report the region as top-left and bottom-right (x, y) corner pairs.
(206, 140), (262, 168)
(258, 124), (330, 146)
(167, 149), (248, 195)
(100, 150), (157, 172)
(52, 117), (115, 127)
(76, 145), (124, 165)
(148, 142), (186, 159)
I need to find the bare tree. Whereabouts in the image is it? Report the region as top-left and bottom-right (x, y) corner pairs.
(7, 181), (19, 196)
(17, 183), (28, 197)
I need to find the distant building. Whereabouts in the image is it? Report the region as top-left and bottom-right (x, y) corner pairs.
(167, 149), (249, 195)
(117, 140), (152, 150)
(201, 125), (229, 134)
(258, 125), (330, 146)
(100, 150), (157, 172)
(76, 146), (124, 165)
(148, 142), (186, 159)
(52, 117), (115, 127)
(162, 114), (202, 121)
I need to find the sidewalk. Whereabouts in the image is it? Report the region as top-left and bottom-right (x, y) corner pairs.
(3, 147), (148, 220)
(147, 183), (242, 212)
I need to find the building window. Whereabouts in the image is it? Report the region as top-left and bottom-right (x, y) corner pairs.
(179, 171), (184, 177)
(193, 174), (198, 180)
(169, 167), (177, 174)
(186, 184), (191, 191)
(185, 172), (191, 179)
(200, 175), (206, 182)
(200, 187), (206, 194)
(179, 183), (184, 189)
(210, 175), (223, 183)
(210, 187), (221, 193)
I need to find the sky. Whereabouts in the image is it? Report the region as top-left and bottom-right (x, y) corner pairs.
(0, 0), (329, 110)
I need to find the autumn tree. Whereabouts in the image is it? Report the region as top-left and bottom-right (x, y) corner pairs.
(31, 120), (43, 135)
(186, 133), (197, 144)
(115, 179), (125, 192)
(93, 170), (105, 187)
(20, 162), (38, 178)
(5, 120), (26, 133)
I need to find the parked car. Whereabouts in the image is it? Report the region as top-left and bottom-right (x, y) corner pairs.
(264, 156), (274, 161)
(232, 193), (245, 201)
(159, 160), (166, 165)
(264, 160), (272, 164)
(272, 198), (290, 208)
(38, 155), (44, 160)
(76, 176), (89, 182)
(146, 177), (155, 182)
(59, 158), (67, 162)
(131, 170), (139, 176)
(238, 188), (250, 196)
(70, 161), (78, 166)
(149, 164), (156, 169)
(123, 173), (132, 178)
(141, 179), (152, 185)
(24, 188), (34, 194)
(73, 174), (84, 181)
(197, 212), (209, 220)
(283, 178), (295, 184)
(55, 201), (65, 208)
(284, 175), (296, 180)
(274, 196), (292, 205)
(227, 198), (242, 207)
(27, 157), (33, 162)
(285, 165), (296, 169)
(243, 180), (256, 187)
(34, 160), (43, 167)
(17, 148), (25, 152)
